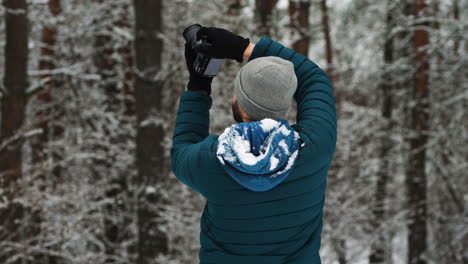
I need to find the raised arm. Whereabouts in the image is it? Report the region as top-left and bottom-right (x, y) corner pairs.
(246, 37), (337, 168)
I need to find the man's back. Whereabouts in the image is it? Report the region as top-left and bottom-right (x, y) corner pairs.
(171, 36), (336, 263)
(196, 131), (329, 263)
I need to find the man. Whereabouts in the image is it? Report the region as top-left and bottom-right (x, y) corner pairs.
(170, 26), (337, 264)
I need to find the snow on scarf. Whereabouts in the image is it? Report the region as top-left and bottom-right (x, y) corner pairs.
(216, 118), (302, 192)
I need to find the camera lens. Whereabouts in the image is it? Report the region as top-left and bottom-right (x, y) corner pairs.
(183, 24), (201, 48)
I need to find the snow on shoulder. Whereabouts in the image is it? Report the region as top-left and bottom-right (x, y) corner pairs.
(260, 118), (280, 132)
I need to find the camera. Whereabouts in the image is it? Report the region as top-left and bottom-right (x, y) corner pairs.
(183, 24), (224, 77)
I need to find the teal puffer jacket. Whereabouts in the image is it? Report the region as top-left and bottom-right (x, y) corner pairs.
(170, 36), (337, 264)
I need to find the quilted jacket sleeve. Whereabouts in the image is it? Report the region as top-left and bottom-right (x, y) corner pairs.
(249, 37), (337, 169)
(170, 90), (216, 196)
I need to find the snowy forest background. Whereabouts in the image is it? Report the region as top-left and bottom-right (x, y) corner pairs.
(0, 0), (466, 263)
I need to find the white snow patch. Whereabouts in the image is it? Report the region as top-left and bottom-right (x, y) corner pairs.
(270, 156), (279, 170)
(140, 117), (164, 128)
(217, 124), (276, 166)
(278, 125), (291, 136)
(216, 142), (226, 165)
(284, 150), (298, 171)
(216, 156), (225, 165)
(217, 143), (225, 155)
(145, 186), (156, 194)
(217, 120), (301, 170)
(270, 149), (299, 178)
(23, 128), (43, 138)
(294, 131), (300, 140)
(218, 127), (230, 141)
(278, 140), (290, 155)
(113, 27), (133, 41)
(260, 118), (280, 132)
(231, 130), (265, 166)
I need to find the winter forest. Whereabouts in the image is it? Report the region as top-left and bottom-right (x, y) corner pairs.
(0, 0), (466, 263)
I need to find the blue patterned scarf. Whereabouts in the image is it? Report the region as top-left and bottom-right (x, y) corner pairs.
(216, 118), (301, 192)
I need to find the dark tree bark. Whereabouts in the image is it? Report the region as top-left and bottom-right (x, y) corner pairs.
(333, 238), (347, 264)
(255, 0), (277, 37)
(133, 0), (168, 263)
(406, 1), (429, 263)
(226, 0), (243, 16)
(320, 0), (334, 81)
(319, 0), (341, 115)
(288, 0), (310, 56)
(452, 0), (459, 54)
(0, 0), (28, 202)
(369, 3), (394, 264)
(0, 1), (34, 263)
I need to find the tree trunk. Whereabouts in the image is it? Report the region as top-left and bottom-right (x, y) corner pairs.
(255, 0), (276, 37)
(319, 0), (341, 116)
(226, 0), (243, 16)
(133, 0), (168, 263)
(369, 3), (394, 263)
(333, 238), (347, 264)
(0, 0), (28, 199)
(406, 1), (429, 263)
(0, 0), (32, 263)
(320, 0), (334, 81)
(288, 0), (310, 56)
(452, 0), (459, 54)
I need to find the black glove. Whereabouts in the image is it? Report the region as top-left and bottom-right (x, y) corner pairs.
(185, 43), (213, 95)
(194, 26), (250, 63)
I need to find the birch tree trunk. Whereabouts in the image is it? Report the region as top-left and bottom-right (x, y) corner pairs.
(133, 0), (168, 263)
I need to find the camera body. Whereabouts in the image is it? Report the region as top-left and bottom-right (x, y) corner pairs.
(183, 24), (224, 77)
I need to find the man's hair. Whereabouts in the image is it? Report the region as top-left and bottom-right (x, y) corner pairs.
(232, 98), (256, 123)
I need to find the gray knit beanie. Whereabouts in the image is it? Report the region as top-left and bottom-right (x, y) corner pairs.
(234, 56), (297, 121)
